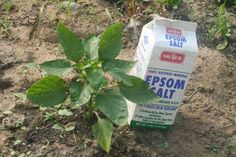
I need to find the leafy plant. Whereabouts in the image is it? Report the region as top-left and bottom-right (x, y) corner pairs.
(26, 22), (159, 152)
(156, 0), (182, 8)
(209, 3), (231, 50)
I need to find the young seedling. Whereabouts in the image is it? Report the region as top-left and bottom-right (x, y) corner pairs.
(26, 22), (159, 153)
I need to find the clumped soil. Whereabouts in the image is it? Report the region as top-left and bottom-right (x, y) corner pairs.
(0, 0), (236, 157)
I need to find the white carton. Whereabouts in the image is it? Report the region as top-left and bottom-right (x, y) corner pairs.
(128, 17), (198, 129)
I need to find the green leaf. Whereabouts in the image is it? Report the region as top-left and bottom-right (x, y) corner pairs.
(3, 110), (12, 115)
(83, 36), (99, 59)
(106, 69), (133, 86)
(18, 153), (25, 157)
(103, 59), (136, 73)
(216, 38), (228, 50)
(103, 59), (135, 85)
(92, 118), (113, 153)
(27, 75), (67, 107)
(99, 23), (124, 60)
(40, 59), (73, 76)
(95, 89), (128, 125)
(56, 22), (84, 62)
(21, 62), (35, 74)
(14, 93), (27, 101)
(64, 122), (76, 132)
(87, 68), (107, 90)
(69, 81), (92, 106)
(39, 107), (47, 111)
(119, 76), (159, 104)
(14, 139), (22, 145)
(65, 126), (75, 131)
(52, 123), (64, 130)
(23, 62), (37, 69)
(58, 109), (73, 116)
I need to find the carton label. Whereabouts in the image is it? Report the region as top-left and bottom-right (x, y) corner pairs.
(145, 68), (188, 100)
(165, 28), (186, 48)
(166, 27), (182, 35)
(160, 51), (185, 64)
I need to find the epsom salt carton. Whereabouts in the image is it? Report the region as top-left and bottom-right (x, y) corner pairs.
(128, 17), (198, 129)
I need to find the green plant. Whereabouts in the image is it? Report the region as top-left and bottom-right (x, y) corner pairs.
(228, 142), (236, 149)
(0, 1), (12, 34)
(0, 17), (10, 31)
(26, 22), (159, 153)
(1, 1), (12, 13)
(209, 3), (231, 50)
(156, 0), (182, 8)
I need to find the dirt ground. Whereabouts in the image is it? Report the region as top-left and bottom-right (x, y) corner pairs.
(0, 0), (236, 157)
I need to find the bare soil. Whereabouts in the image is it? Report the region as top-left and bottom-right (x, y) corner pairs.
(0, 0), (236, 157)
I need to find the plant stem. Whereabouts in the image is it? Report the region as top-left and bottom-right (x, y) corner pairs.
(93, 111), (100, 119)
(72, 131), (80, 151)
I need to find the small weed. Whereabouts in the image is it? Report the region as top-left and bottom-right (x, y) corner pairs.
(14, 139), (22, 146)
(228, 141), (236, 149)
(58, 0), (78, 18)
(106, 0), (124, 8)
(84, 6), (96, 15)
(52, 122), (76, 132)
(14, 93), (27, 102)
(0, 1), (13, 35)
(40, 104), (73, 122)
(20, 62), (38, 75)
(155, 0), (182, 8)
(0, 17), (10, 34)
(209, 3), (231, 50)
(206, 144), (220, 152)
(3, 118), (26, 130)
(18, 153), (25, 157)
(1, 1), (12, 13)
(143, 6), (157, 15)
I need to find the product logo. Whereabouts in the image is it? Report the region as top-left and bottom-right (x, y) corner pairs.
(166, 27), (182, 36)
(160, 51), (185, 64)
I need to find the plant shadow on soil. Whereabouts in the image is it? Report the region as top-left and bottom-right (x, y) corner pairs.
(132, 112), (235, 157)
(1, 103), (235, 157)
